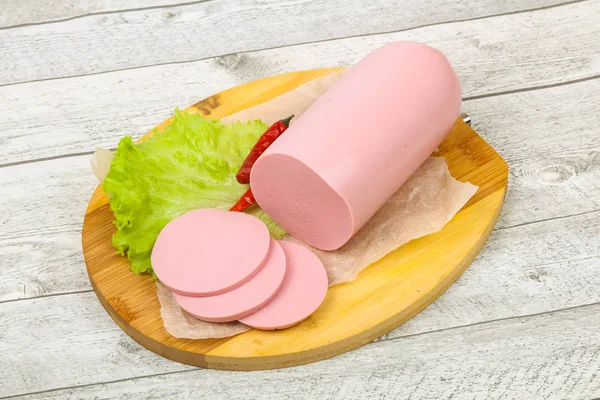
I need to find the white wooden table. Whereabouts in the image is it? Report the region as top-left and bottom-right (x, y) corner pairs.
(1, 1), (599, 398)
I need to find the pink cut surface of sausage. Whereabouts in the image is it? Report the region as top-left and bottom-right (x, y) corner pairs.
(250, 41), (462, 250)
(173, 239), (287, 322)
(151, 208), (270, 297)
(239, 241), (328, 330)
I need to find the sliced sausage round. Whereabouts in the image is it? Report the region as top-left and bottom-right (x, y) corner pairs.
(173, 239), (286, 322)
(239, 241), (328, 330)
(151, 208), (270, 297)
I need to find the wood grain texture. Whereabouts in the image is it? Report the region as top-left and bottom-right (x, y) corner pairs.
(4, 297), (600, 399)
(465, 79), (600, 229)
(0, 0), (573, 29)
(0, 0), (195, 28)
(0, 0), (586, 86)
(81, 70), (508, 370)
(2, 0), (600, 165)
(0, 292), (194, 398)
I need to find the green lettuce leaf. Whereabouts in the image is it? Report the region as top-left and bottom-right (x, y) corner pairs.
(102, 110), (286, 276)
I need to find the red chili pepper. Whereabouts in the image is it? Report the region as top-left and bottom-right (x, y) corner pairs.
(229, 187), (256, 212)
(235, 115), (294, 184)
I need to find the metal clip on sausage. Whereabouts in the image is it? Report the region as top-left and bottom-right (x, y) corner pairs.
(461, 112), (472, 126)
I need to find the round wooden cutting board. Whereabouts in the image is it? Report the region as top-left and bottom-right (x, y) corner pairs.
(82, 68), (508, 371)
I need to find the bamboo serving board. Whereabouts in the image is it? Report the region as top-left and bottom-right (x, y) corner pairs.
(82, 68), (508, 371)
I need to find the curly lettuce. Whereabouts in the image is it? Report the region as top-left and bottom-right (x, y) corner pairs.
(102, 110), (285, 276)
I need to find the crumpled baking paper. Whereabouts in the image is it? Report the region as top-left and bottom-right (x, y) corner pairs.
(221, 70), (346, 126)
(90, 147), (115, 183)
(154, 71), (478, 339)
(157, 283), (251, 338)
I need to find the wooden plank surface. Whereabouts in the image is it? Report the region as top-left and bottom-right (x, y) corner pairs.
(0, 0), (572, 28)
(2, 0), (600, 165)
(0, 293), (195, 398)
(2, 191), (599, 395)
(10, 303), (600, 400)
(1, 0), (599, 397)
(0, 0), (195, 28)
(0, 0), (586, 86)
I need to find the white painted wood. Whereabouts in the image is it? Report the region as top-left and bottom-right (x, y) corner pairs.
(463, 79), (600, 228)
(0, 0), (583, 86)
(0, 223), (90, 301)
(0, 292), (194, 398)
(2, 0), (600, 165)
(0, 156), (98, 302)
(3, 295), (600, 398)
(0, 0), (192, 28)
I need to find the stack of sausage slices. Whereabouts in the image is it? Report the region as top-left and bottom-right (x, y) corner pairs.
(152, 208), (328, 330)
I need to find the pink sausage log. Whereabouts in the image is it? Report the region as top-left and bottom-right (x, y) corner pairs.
(250, 42), (462, 250)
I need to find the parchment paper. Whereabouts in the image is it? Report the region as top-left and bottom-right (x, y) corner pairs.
(157, 283), (251, 339)
(155, 71), (478, 338)
(221, 70), (346, 126)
